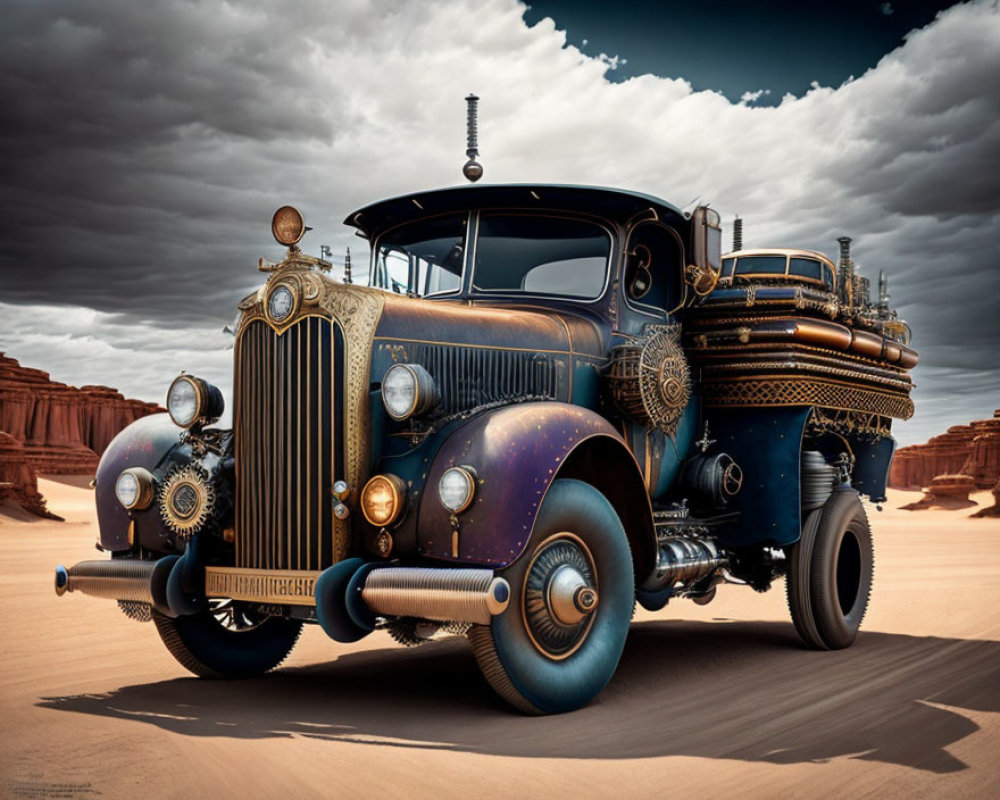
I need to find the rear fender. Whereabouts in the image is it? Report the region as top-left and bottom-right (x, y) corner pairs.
(416, 401), (655, 576)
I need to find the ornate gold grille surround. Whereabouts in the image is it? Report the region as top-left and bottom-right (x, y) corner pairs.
(236, 265), (386, 565)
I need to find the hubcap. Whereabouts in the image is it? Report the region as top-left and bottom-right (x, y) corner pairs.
(523, 533), (599, 659)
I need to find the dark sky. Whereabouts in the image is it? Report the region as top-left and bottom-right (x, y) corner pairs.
(0, 0), (996, 444)
(524, 0), (964, 103)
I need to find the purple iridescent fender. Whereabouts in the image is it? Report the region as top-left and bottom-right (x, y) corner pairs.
(95, 413), (182, 552)
(416, 401), (656, 573)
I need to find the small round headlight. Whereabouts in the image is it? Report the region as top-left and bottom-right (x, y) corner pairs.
(115, 467), (155, 510)
(360, 474), (407, 527)
(271, 205), (306, 247)
(166, 374), (224, 430)
(439, 466), (475, 514)
(381, 363), (438, 421)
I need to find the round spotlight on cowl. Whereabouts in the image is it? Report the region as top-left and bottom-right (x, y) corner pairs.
(271, 205), (307, 247)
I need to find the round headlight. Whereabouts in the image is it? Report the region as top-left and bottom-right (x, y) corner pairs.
(115, 467), (155, 510)
(360, 474), (406, 527)
(166, 374), (224, 430)
(381, 363), (438, 421)
(267, 284), (296, 323)
(439, 466), (475, 514)
(271, 205), (306, 246)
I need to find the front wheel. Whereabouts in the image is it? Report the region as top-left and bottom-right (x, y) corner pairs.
(786, 488), (873, 650)
(469, 479), (634, 714)
(153, 599), (302, 677)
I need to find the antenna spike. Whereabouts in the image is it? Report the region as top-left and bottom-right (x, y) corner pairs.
(463, 94), (484, 183)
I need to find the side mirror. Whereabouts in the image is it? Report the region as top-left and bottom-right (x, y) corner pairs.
(687, 206), (721, 297)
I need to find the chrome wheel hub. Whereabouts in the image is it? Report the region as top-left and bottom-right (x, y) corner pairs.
(523, 533), (599, 659)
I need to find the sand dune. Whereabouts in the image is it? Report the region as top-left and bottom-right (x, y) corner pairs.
(1, 480), (998, 799)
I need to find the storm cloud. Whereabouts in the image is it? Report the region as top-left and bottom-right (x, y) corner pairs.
(1, 0), (998, 443)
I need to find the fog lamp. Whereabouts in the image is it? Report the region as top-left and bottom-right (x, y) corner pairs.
(115, 467), (155, 510)
(439, 467), (475, 514)
(166, 374), (224, 430)
(360, 474), (406, 527)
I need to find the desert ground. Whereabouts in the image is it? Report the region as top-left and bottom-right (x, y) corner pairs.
(1, 478), (998, 800)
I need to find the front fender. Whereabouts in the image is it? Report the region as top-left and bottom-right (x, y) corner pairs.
(416, 401), (652, 569)
(95, 413), (183, 553)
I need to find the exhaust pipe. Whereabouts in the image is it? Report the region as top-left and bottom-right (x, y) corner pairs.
(55, 557), (177, 613)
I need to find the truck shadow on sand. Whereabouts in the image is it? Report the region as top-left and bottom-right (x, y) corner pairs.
(38, 621), (999, 773)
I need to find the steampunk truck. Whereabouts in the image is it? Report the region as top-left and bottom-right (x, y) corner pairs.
(55, 182), (916, 714)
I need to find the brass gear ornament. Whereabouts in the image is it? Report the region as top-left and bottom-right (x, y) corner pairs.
(607, 324), (691, 436)
(158, 465), (215, 538)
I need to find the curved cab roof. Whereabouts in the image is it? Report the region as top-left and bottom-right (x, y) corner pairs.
(723, 247), (837, 272)
(344, 183), (688, 239)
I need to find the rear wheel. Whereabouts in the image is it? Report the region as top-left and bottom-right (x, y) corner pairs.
(786, 488), (873, 650)
(469, 479), (634, 714)
(152, 599), (302, 677)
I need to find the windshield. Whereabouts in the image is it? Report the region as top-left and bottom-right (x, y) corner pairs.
(371, 214), (467, 296)
(473, 213), (610, 300)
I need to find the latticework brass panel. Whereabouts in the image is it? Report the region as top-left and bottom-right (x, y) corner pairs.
(701, 377), (914, 420)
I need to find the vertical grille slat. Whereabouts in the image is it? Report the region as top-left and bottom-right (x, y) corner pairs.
(235, 317), (338, 571)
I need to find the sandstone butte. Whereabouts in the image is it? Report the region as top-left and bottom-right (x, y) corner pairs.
(0, 352), (163, 518)
(889, 409), (1000, 491)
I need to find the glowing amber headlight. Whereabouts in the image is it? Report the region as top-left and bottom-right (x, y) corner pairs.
(271, 205), (306, 246)
(360, 474), (407, 527)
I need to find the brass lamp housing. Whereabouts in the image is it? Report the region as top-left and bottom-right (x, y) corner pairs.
(360, 473), (407, 527)
(271, 205), (307, 246)
(116, 467), (156, 510)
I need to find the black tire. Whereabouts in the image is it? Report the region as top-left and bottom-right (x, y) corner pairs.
(786, 488), (873, 650)
(469, 479), (634, 714)
(152, 600), (303, 678)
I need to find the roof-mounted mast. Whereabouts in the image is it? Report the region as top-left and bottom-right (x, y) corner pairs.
(463, 94), (484, 183)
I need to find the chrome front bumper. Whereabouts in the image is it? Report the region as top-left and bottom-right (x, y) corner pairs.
(54, 559), (509, 628)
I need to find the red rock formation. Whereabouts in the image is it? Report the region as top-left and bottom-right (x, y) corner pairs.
(971, 479), (1000, 518)
(960, 411), (1000, 489)
(900, 474), (977, 511)
(889, 410), (1000, 490)
(0, 432), (61, 519)
(0, 352), (163, 518)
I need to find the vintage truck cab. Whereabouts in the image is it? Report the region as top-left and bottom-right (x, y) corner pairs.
(55, 181), (917, 714)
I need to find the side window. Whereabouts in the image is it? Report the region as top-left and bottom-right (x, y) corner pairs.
(623, 223), (684, 313)
(789, 257), (824, 283)
(372, 214), (467, 296)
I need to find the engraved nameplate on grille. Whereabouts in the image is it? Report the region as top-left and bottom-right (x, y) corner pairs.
(205, 567), (321, 606)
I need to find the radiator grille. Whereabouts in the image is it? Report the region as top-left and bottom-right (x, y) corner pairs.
(235, 317), (342, 570)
